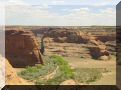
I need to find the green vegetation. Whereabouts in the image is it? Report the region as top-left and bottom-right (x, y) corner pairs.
(18, 55), (74, 84)
(36, 55), (74, 85)
(18, 56), (57, 80)
(18, 55), (103, 85)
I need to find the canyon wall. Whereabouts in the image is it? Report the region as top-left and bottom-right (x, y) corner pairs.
(5, 29), (43, 68)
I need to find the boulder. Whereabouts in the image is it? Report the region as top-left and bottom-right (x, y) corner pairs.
(5, 29), (43, 68)
(60, 79), (77, 85)
(100, 55), (109, 61)
(88, 45), (109, 59)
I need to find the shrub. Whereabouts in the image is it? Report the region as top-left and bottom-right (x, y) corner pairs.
(36, 55), (74, 85)
(19, 55), (102, 85)
(18, 57), (57, 80)
(74, 68), (102, 83)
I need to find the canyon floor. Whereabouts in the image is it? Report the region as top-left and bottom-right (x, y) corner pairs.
(5, 26), (117, 85)
(14, 41), (116, 85)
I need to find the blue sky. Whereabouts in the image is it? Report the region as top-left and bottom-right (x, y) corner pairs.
(0, 0), (120, 26)
(3, 0), (120, 5)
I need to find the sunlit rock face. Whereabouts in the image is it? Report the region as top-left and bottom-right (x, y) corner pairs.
(5, 59), (28, 85)
(5, 29), (43, 68)
(44, 29), (110, 59)
(0, 55), (5, 89)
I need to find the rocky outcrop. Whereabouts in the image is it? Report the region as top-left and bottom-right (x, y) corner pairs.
(5, 60), (29, 85)
(95, 35), (116, 42)
(0, 55), (5, 89)
(46, 30), (110, 59)
(0, 55), (28, 85)
(45, 29), (96, 44)
(88, 44), (109, 60)
(32, 29), (110, 60)
(5, 29), (43, 68)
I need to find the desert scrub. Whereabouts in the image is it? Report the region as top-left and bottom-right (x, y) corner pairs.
(36, 55), (74, 85)
(18, 56), (57, 81)
(74, 68), (102, 84)
(19, 55), (102, 85)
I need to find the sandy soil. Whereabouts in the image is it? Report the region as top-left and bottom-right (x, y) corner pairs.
(65, 56), (116, 68)
(65, 56), (116, 85)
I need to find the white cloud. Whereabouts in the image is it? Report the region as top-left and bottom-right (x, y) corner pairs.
(0, 0), (117, 25)
(52, 0), (65, 4)
(1, 0), (120, 6)
(101, 8), (116, 15)
(56, 7), (116, 26)
(69, 8), (90, 14)
(0, 5), (5, 25)
(6, 0), (29, 5)
(0, 0), (6, 5)
(5, 5), (116, 26)
(6, 5), (57, 22)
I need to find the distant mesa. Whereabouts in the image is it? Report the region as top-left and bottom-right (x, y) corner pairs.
(33, 28), (110, 60)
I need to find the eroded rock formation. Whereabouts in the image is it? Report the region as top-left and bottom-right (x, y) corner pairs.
(95, 34), (116, 43)
(88, 45), (109, 60)
(45, 30), (110, 59)
(44, 29), (96, 43)
(5, 29), (43, 68)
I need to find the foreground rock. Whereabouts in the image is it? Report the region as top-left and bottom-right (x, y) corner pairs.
(0, 55), (28, 85)
(60, 79), (77, 85)
(5, 60), (29, 85)
(0, 55), (5, 89)
(5, 29), (43, 68)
